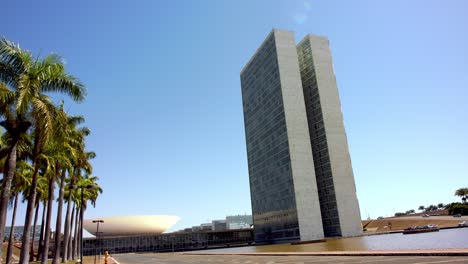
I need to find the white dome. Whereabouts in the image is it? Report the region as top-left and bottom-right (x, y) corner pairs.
(83, 215), (179, 237)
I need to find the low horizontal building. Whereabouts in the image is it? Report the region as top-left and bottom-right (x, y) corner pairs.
(83, 229), (254, 255)
(82, 214), (254, 255)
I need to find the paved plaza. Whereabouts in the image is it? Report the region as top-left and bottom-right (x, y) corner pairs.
(112, 253), (468, 264)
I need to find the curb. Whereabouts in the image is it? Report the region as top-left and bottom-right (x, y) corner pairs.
(182, 250), (468, 257)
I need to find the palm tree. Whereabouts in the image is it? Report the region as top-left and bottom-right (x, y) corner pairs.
(5, 161), (32, 264)
(418, 205), (425, 211)
(64, 185), (77, 261)
(72, 175), (102, 261)
(63, 150), (94, 262)
(0, 128), (32, 264)
(40, 159), (58, 264)
(52, 168), (68, 263)
(50, 110), (86, 264)
(0, 80), (31, 259)
(81, 175), (103, 208)
(39, 106), (78, 264)
(71, 200), (79, 260)
(29, 193), (42, 261)
(26, 173), (49, 262)
(455, 188), (468, 203)
(0, 38), (85, 264)
(55, 121), (89, 264)
(70, 178), (85, 261)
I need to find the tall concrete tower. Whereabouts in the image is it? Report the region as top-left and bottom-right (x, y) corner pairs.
(297, 35), (362, 237)
(240, 29), (362, 243)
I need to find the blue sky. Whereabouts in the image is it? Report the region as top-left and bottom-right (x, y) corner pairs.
(2, 0), (467, 234)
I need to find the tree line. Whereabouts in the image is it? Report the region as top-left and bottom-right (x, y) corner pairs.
(0, 38), (101, 264)
(393, 187), (468, 217)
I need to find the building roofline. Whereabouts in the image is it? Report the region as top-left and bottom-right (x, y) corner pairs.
(240, 28), (294, 76)
(297, 34), (329, 46)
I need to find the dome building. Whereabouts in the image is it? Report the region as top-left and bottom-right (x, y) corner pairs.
(83, 215), (179, 237)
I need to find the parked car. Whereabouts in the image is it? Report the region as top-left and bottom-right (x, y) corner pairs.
(453, 214), (462, 218)
(422, 214), (430, 218)
(458, 221), (468, 227)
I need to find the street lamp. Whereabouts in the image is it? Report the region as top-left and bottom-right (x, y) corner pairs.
(70, 184), (97, 263)
(96, 232), (103, 264)
(92, 220), (104, 264)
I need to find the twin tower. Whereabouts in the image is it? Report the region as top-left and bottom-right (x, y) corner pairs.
(241, 29), (362, 243)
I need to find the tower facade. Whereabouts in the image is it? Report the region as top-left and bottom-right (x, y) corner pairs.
(241, 29), (362, 243)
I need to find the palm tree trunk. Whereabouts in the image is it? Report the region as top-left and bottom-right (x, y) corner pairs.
(19, 162), (40, 264)
(6, 193), (19, 264)
(0, 140), (18, 260)
(53, 169), (66, 264)
(62, 192), (73, 262)
(72, 207), (80, 260)
(78, 207), (83, 261)
(41, 176), (55, 264)
(68, 203), (75, 261)
(64, 169), (79, 262)
(37, 200), (47, 261)
(30, 201), (40, 262)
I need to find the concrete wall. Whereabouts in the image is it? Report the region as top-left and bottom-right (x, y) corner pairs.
(305, 35), (362, 237)
(274, 30), (324, 241)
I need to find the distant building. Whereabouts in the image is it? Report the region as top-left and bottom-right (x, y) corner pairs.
(4, 225), (42, 241)
(212, 220), (227, 231)
(240, 29), (362, 243)
(192, 223), (212, 232)
(189, 215), (252, 232)
(226, 215), (252, 230)
(200, 223), (212, 231)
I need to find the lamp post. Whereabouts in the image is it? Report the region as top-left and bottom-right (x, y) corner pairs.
(70, 184), (96, 263)
(92, 220), (104, 264)
(96, 231), (103, 264)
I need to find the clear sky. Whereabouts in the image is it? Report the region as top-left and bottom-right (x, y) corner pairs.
(2, 0), (467, 234)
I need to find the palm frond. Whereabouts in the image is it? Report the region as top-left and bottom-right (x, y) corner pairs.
(41, 74), (86, 102)
(41, 53), (64, 68)
(69, 115), (85, 126)
(31, 96), (55, 148)
(0, 82), (16, 107)
(0, 63), (19, 86)
(0, 38), (30, 73)
(78, 127), (90, 136)
(16, 75), (35, 115)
